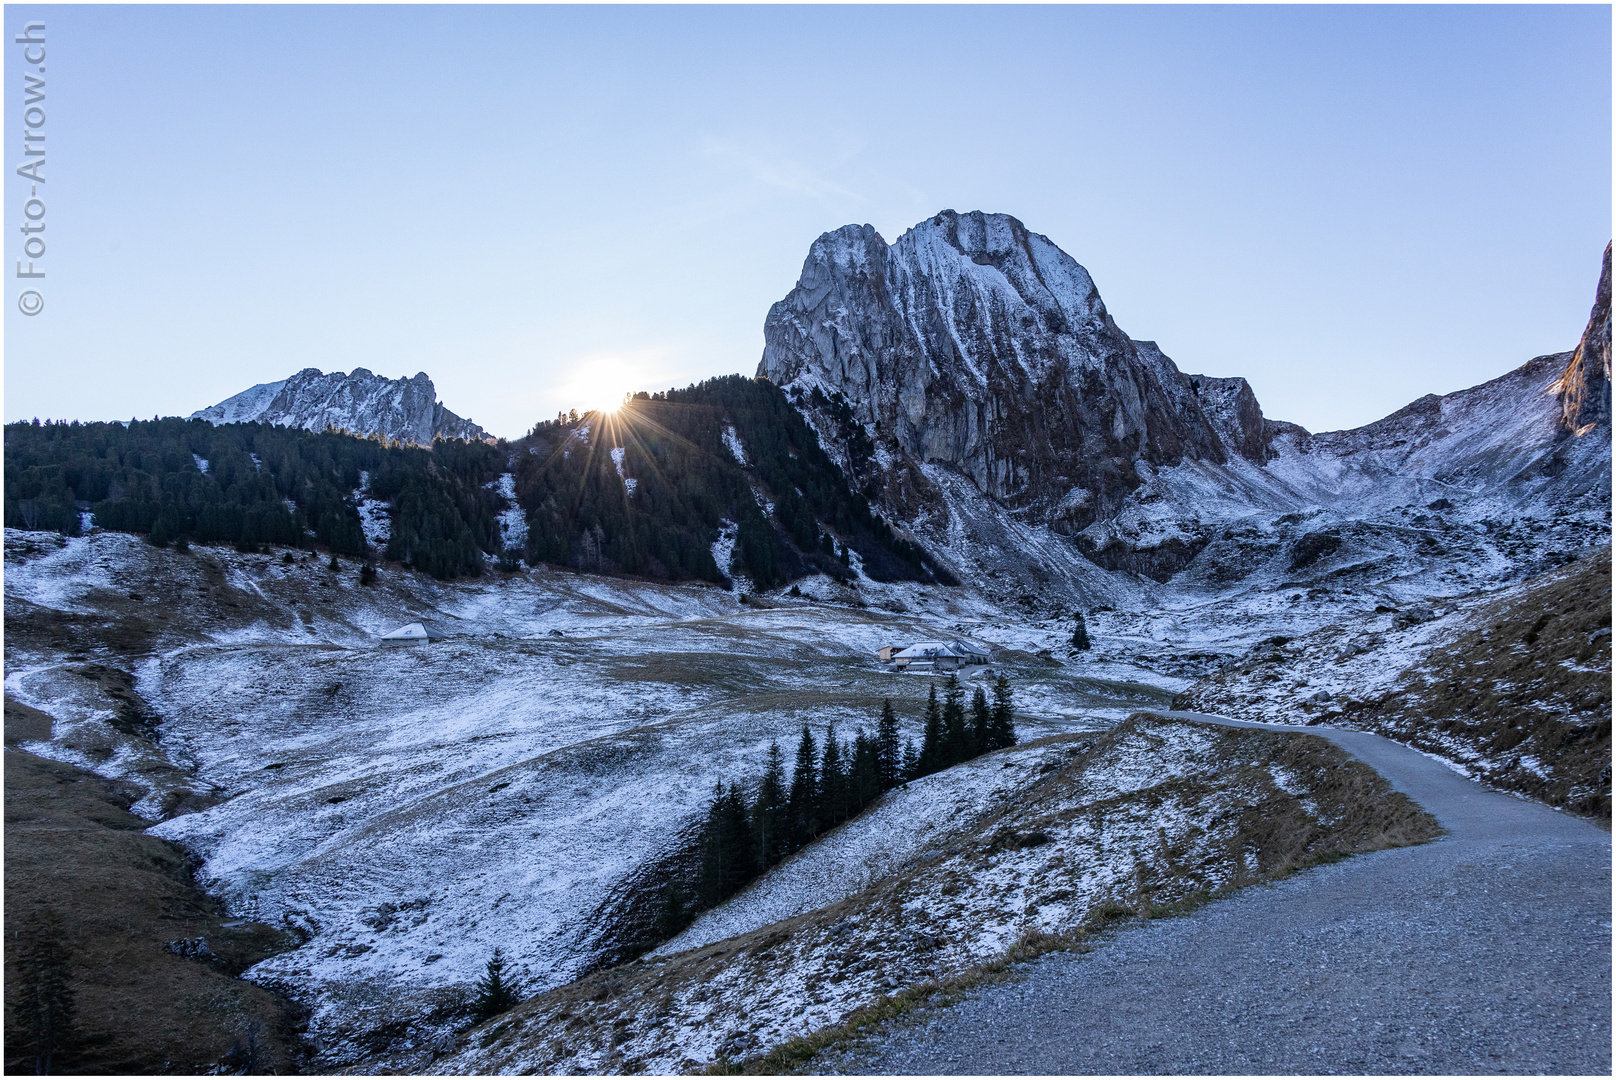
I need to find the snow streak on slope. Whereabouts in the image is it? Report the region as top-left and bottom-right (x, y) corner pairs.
(353, 471), (392, 547)
(490, 472), (527, 552)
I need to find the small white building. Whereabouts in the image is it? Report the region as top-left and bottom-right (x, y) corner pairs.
(379, 622), (447, 646)
(889, 639), (993, 673)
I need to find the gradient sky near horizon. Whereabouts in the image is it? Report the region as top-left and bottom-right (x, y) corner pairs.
(4, 4), (1610, 439)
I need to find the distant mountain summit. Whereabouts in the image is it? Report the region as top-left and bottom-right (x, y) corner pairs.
(192, 368), (489, 446)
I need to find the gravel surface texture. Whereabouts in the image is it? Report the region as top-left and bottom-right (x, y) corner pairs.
(821, 713), (1611, 1075)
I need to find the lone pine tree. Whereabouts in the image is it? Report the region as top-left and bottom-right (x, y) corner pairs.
(472, 947), (522, 1022)
(942, 675), (969, 764)
(970, 685), (992, 752)
(752, 741), (789, 869)
(818, 727), (850, 830)
(989, 675), (1018, 750)
(786, 725), (819, 844)
(850, 728), (881, 810)
(916, 684), (946, 778)
(1071, 610), (1092, 650)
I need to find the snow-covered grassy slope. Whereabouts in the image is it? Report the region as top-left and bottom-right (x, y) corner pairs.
(2, 528), (1167, 1069)
(436, 714), (1438, 1076)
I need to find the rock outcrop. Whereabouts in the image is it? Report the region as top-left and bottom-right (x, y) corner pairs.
(759, 211), (1260, 533)
(192, 368), (488, 446)
(1555, 242), (1612, 435)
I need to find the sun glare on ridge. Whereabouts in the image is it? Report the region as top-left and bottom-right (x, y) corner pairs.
(559, 351), (662, 417)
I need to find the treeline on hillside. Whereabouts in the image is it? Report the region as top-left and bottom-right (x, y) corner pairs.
(657, 676), (1018, 938)
(3, 418), (506, 579)
(513, 375), (949, 589)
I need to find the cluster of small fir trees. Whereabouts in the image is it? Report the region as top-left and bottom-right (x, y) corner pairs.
(688, 675), (1016, 918)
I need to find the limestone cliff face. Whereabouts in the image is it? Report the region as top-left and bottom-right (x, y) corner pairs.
(193, 368), (489, 446)
(1556, 242), (1612, 435)
(758, 211), (1255, 532)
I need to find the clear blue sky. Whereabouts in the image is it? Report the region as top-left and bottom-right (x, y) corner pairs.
(5, 4), (1610, 438)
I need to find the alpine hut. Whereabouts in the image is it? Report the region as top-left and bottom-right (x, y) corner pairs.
(379, 621), (448, 647)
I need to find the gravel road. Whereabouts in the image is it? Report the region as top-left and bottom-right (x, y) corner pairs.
(820, 713), (1611, 1075)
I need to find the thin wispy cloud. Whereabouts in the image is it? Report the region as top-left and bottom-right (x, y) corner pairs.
(699, 137), (866, 204)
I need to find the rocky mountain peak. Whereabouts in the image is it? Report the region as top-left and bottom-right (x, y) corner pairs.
(192, 368), (489, 446)
(759, 210), (1263, 532)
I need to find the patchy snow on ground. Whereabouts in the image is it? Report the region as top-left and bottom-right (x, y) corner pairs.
(488, 472), (528, 554)
(353, 472), (392, 547)
(2, 529), (1165, 1070)
(723, 424), (748, 465)
(657, 739), (1105, 956)
(442, 715), (1392, 1076)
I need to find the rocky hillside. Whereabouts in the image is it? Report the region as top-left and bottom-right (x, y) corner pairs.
(193, 368), (489, 446)
(1175, 549), (1612, 821)
(763, 214), (1611, 596)
(1555, 242), (1612, 434)
(436, 714), (1436, 1076)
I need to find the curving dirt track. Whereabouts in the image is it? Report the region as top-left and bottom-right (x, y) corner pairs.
(823, 713), (1611, 1075)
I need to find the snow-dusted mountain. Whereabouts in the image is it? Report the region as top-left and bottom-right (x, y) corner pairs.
(760, 211), (1236, 528)
(192, 367), (489, 446)
(762, 212), (1611, 595)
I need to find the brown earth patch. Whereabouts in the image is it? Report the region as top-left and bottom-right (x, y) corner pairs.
(5, 696), (54, 745)
(4, 740), (308, 1073)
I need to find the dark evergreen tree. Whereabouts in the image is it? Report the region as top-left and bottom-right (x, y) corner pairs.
(941, 675), (968, 765)
(698, 783), (757, 907)
(786, 725), (819, 845)
(916, 684), (946, 777)
(751, 742), (789, 868)
(989, 675), (1018, 750)
(850, 729), (881, 811)
(653, 883), (691, 941)
(360, 562), (378, 585)
(1071, 610), (1091, 651)
(901, 737), (919, 781)
(12, 908), (75, 1075)
(970, 686), (992, 755)
(471, 946), (522, 1022)
(876, 699), (901, 791)
(818, 727), (850, 828)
